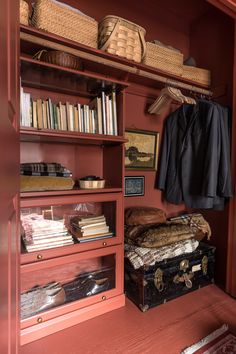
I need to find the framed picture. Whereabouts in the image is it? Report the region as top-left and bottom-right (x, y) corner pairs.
(125, 129), (159, 170)
(124, 176), (145, 197)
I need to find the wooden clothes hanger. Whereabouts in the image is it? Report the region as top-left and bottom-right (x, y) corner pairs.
(148, 86), (196, 115)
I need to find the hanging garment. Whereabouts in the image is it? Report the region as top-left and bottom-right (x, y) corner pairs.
(157, 99), (232, 209)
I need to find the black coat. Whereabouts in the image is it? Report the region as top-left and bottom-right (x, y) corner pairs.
(157, 100), (232, 209)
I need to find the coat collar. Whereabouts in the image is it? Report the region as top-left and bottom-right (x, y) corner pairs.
(177, 103), (199, 132)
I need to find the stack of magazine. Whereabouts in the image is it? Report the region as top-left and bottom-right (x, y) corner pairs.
(21, 213), (74, 252)
(70, 215), (113, 243)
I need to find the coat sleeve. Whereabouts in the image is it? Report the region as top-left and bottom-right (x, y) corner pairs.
(201, 104), (221, 197)
(156, 117), (171, 191)
(217, 106), (232, 197)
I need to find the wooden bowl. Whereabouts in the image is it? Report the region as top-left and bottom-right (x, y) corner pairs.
(79, 179), (105, 189)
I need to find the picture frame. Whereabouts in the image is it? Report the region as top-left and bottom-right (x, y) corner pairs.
(124, 176), (145, 197)
(125, 129), (159, 170)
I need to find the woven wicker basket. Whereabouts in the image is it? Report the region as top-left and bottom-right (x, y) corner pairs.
(33, 50), (82, 70)
(182, 65), (211, 87)
(79, 179), (105, 189)
(143, 42), (183, 76)
(98, 15), (146, 63)
(20, 0), (29, 26)
(31, 0), (98, 48)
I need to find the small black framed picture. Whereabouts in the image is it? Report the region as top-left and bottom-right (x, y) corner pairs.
(124, 176), (145, 197)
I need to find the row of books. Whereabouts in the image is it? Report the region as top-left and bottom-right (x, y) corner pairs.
(70, 214), (113, 243)
(20, 88), (118, 136)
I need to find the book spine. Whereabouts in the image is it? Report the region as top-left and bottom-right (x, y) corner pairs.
(101, 91), (107, 134)
(112, 91), (118, 135)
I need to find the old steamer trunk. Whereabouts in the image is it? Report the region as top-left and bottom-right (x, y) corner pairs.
(125, 243), (215, 312)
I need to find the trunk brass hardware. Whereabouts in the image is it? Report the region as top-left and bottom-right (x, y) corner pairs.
(179, 259), (189, 271)
(139, 304), (149, 312)
(154, 268), (164, 292)
(202, 255), (208, 275)
(173, 272), (194, 288)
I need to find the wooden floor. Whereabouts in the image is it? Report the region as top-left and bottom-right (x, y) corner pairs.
(21, 285), (236, 354)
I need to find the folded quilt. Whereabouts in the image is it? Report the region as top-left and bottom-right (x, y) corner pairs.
(20, 162), (70, 173)
(125, 239), (199, 269)
(21, 171), (72, 177)
(21, 175), (75, 192)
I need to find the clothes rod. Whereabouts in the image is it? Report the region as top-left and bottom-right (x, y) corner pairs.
(20, 31), (213, 97)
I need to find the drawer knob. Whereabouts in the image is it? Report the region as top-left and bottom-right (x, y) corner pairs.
(102, 242), (107, 246)
(37, 317), (43, 323)
(102, 296), (106, 301)
(37, 254), (43, 260)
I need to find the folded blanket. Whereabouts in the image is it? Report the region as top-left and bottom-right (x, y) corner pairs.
(125, 223), (194, 248)
(20, 162), (70, 173)
(21, 176), (75, 192)
(168, 213), (211, 240)
(125, 239), (199, 269)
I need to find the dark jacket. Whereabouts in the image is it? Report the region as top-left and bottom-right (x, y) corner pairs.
(157, 100), (232, 209)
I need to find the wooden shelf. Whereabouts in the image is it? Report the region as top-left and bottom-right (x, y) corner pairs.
(20, 187), (123, 199)
(20, 127), (127, 145)
(20, 55), (129, 96)
(20, 25), (211, 94)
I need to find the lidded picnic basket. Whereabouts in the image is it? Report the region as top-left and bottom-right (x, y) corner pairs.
(31, 0), (98, 48)
(143, 41), (184, 76)
(20, 0), (29, 26)
(98, 15), (146, 63)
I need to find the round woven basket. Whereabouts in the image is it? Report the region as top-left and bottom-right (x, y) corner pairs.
(79, 179), (105, 189)
(33, 50), (82, 70)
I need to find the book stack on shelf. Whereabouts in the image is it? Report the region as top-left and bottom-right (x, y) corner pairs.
(21, 213), (74, 252)
(20, 87), (118, 135)
(70, 214), (114, 243)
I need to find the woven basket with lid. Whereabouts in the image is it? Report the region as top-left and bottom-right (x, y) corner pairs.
(20, 0), (29, 26)
(143, 42), (183, 76)
(31, 0), (98, 48)
(98, 15), (146, 63)
(182, 65), (211, 87)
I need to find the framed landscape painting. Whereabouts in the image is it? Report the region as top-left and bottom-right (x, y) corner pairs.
(125, 129), (159, 170)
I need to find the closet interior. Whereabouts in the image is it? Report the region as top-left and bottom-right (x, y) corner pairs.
(18, 0), (236, 347)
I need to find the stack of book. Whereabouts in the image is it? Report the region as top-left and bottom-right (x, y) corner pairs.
(70, 215), (113, 243)
(21, 213), (74, 252)
(20, 87), (118, 135)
